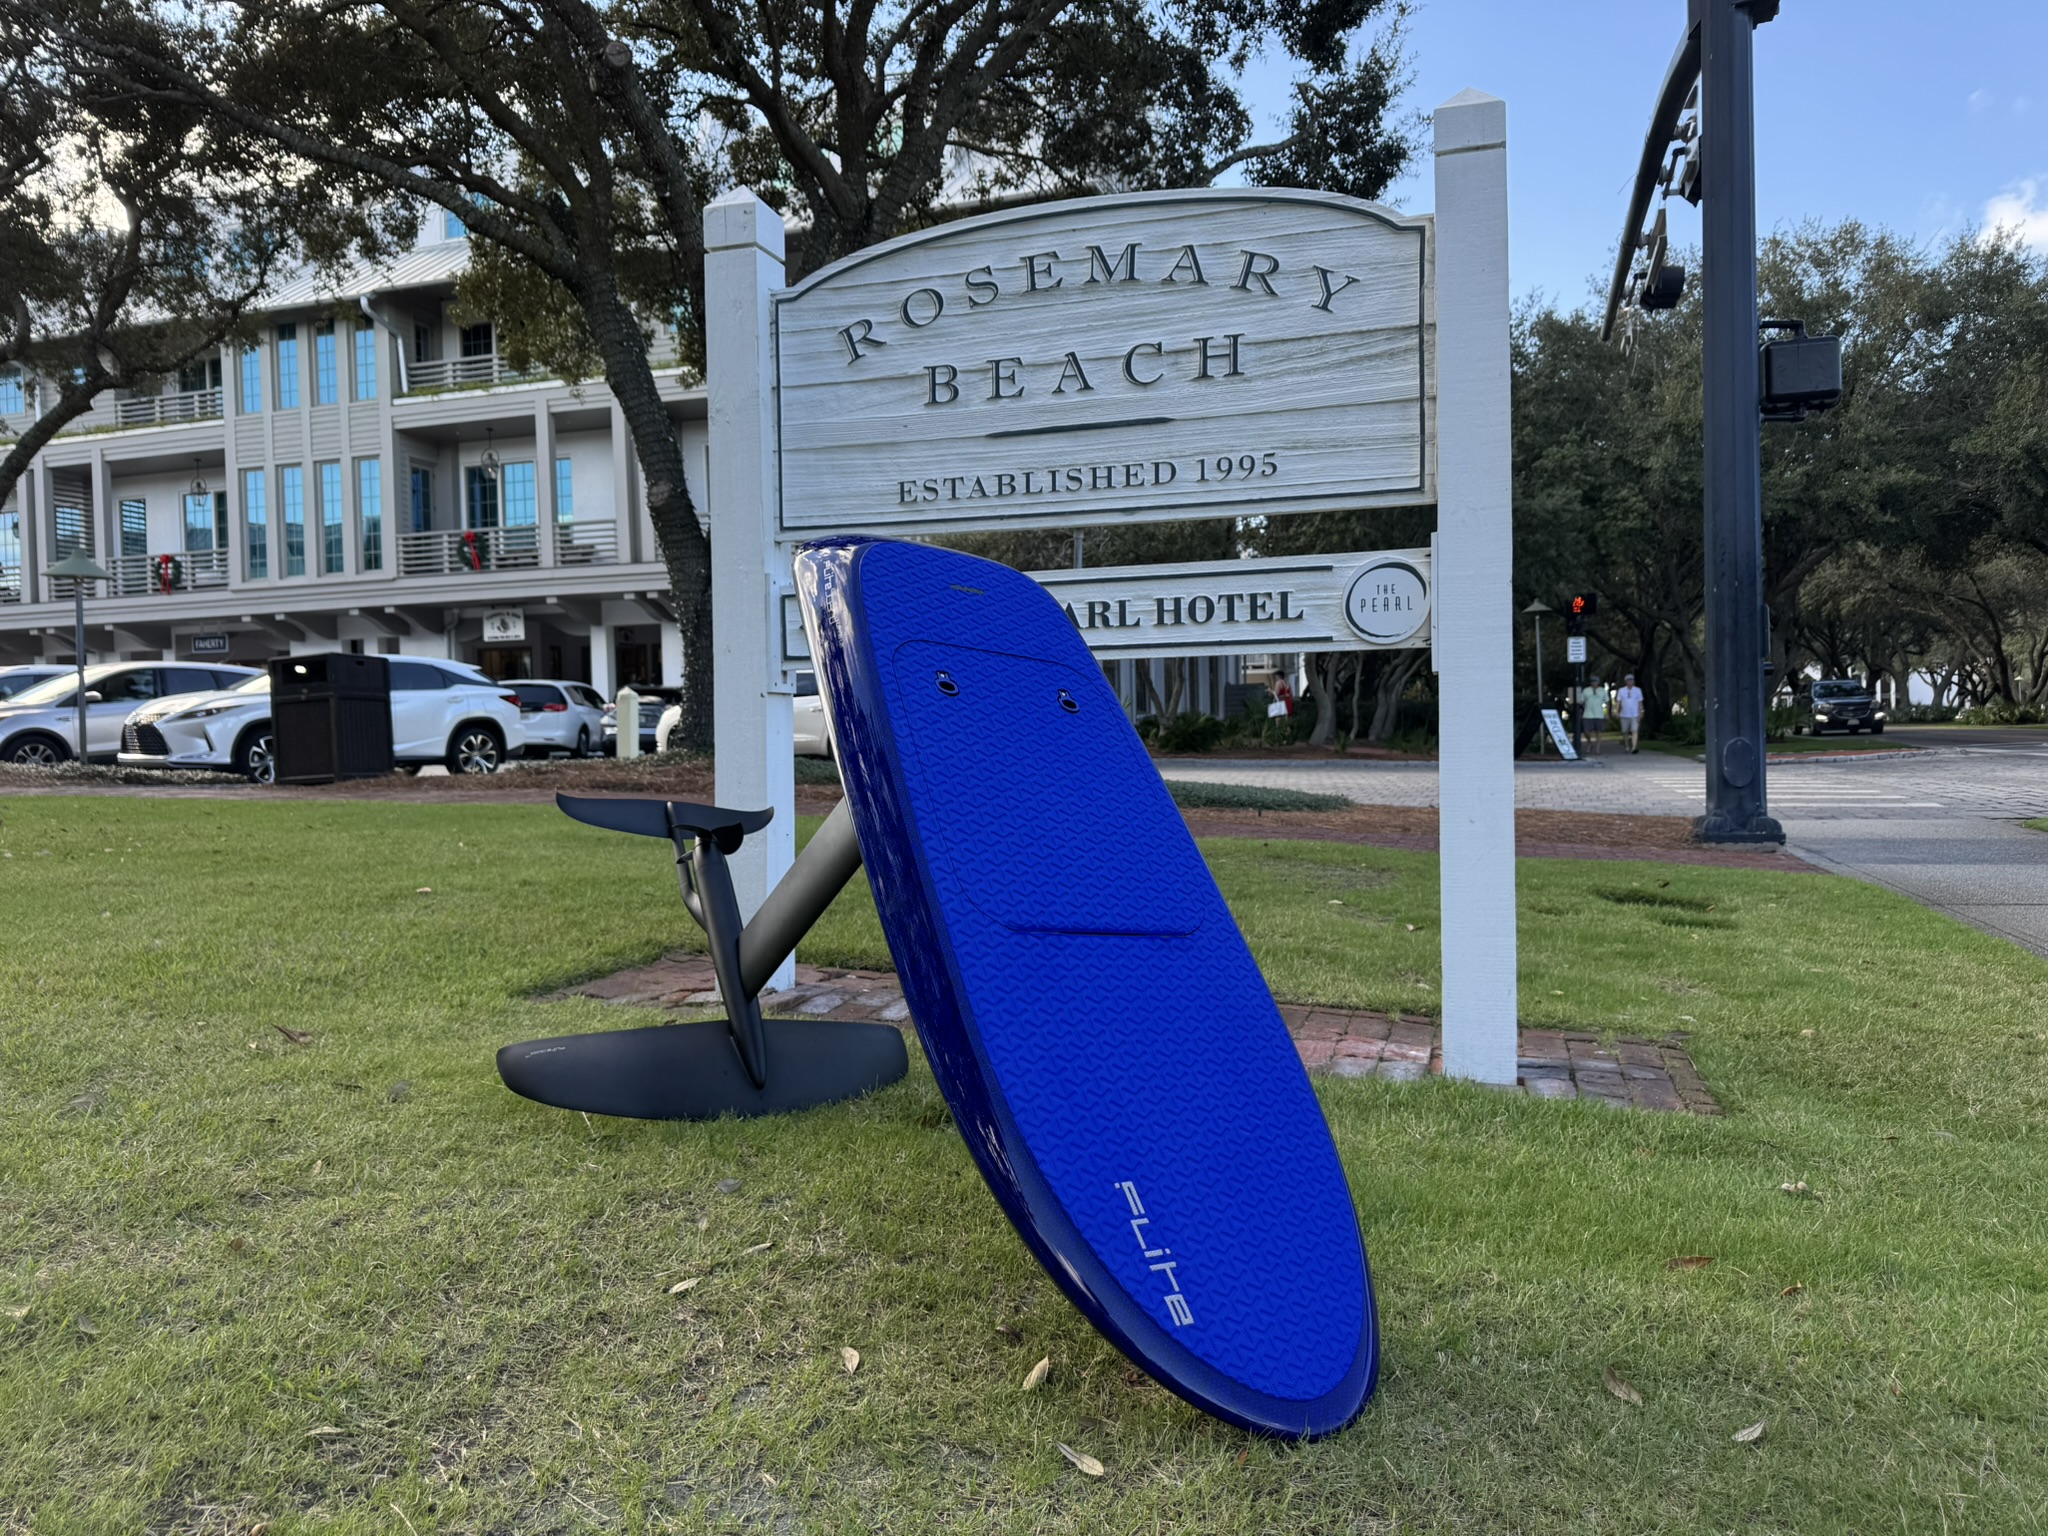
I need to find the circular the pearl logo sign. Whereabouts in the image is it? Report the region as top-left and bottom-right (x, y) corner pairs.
(1342, 558), (1430, 645)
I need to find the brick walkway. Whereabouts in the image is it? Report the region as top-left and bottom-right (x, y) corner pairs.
(556, 955), (1722, 1115)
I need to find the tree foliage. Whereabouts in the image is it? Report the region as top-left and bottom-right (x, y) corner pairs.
(18, 0), (1414, 748)
(0, 5), (380, 508)
(1517, 222), (2048, 721)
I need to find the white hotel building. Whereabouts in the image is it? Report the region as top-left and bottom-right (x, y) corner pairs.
(0, 220), (699, 690)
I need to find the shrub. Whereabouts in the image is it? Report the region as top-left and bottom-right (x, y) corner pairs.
(1958, 701), (2047, 726)
(1156, 711), (1226, 754)
(1163, 780), (1350, 812)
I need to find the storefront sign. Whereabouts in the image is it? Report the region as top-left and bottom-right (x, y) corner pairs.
(187, 633), (230, 656)
(781, 550), (1431, 662)
(773, 190), (1433, 537)
(482, 610), (527, 643)
(1030, 548), (1431, 660)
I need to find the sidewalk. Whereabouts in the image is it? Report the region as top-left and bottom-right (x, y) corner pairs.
(555, 954), (1724, 1115)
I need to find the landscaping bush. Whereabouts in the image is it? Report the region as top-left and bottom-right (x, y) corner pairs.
(1162, 779), (1350, 812)
(1958, 700), (2047, 726)
(1156, 711), (1227, 754)
(1658, 710), (1708, 746)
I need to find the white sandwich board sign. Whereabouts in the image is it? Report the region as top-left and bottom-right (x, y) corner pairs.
(705, 89), (1516, 1083)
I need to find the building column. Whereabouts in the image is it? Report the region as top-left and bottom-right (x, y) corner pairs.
(1433, 89), (1518, 1086)
(589, 621), (614, 700)
(609, 404), (637, 563)
(535, 399), (559, 568)
(91, 448), (113, 561)
(19, 456), (40, 597)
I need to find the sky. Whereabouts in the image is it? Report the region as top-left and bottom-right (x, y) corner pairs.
(1241, 0), (2048, 312)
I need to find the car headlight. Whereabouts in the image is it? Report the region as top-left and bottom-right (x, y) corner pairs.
(1814, 711), (1830, 720)
(179, 704), (235, 719)
(1874, 710), (1887, 720)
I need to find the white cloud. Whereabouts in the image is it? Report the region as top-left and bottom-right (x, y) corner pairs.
(1968, 88), (1994, 113)
(1980, 178), (2048, 251)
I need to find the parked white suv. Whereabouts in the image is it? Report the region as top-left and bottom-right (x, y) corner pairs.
(0, 662), (260, 764)
(117, 657), (525, 780)
(121, 673), (278, 779)
(653, 671), (830, 757)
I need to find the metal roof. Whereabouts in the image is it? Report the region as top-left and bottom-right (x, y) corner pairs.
(261, 238), (472, 310)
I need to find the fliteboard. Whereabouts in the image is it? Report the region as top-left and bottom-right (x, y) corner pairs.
(795, 537), (1378, 1438)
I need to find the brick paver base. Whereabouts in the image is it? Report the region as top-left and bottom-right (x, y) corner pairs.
(555, 955), (1721, 1115)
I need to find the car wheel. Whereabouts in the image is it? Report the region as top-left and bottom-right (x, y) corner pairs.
(447, 724), (505, 775)
(237, 727), (277, 786)
(3, 734), (68, 767)
(574, 725), (592, 759)
(1872, 722), (1885, 735)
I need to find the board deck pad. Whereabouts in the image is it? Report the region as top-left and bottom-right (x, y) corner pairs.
(795, 537), (1377, 1437)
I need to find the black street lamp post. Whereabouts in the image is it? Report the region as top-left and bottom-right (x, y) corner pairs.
(45, 550), (111, 759)
(1603, 0), (1807, 844)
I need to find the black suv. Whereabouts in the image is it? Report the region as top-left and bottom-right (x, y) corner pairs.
(1801, 678), (1886, 736)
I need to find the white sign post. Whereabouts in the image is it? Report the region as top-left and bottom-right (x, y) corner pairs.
(1432, 91), (1518, 1085)
(705, 94), (1516, 1078)
(705, 192), (798, 993)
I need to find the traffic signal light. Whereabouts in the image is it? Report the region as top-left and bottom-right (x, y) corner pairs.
(1565, 593), (1598, 635)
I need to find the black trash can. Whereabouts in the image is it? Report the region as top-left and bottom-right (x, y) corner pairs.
(270, 653), (394, 784)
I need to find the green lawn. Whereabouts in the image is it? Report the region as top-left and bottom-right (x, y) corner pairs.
(3, 799), (2045, 1534)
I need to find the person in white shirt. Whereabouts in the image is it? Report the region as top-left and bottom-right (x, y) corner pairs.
(1617, 673), (1645, 753)
(1577, 676), (1607, 754)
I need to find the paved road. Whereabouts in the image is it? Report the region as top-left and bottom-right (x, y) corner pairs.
(1154, 745), (2048, 957)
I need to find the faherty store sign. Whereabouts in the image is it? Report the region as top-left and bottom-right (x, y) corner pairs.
(772, 189), (1434, 536)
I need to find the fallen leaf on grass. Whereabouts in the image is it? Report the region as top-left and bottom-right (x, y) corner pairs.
(1779, 1283), (1805, 1298)
(273, 1025), (314, 1046)
(4, 1305), (27, 1320)
(74, 1316), (98, 1337)
(1022, 1357), (1050, 1392)
(1778, 1181), (1811, 1198)
(1404, 923), (1419, 932)
(227, 1236), (246, 1252)
(415, 887), (432, 895)
(1665, 1255), (1714, 1271)
(1602, 1366), (1643, 1406)
(666, 1277), (702, 1296)
(1056, 1443), (1104, 1477)
(305, 1425), (348, 1439)
(740, 1242), (772, 1257)
(840, 1347), (860, 1374)
(1732, 1419), (1767, 1445)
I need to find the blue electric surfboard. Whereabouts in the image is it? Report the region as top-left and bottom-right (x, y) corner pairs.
(795, 537), (1377, 1438)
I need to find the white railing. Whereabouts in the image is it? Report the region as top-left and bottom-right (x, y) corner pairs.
(394, 523), (621, 576)
(106, 549), (232, 597)
(397, 525), (541, 577)
(113, 388), (223, 428)
(554, 522), (618, 566)
(403, 354), (542, 393)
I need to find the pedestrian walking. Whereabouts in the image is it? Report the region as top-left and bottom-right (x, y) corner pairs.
(1578, 675), (1607, 755)
(1617, 672), (1644, 753)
